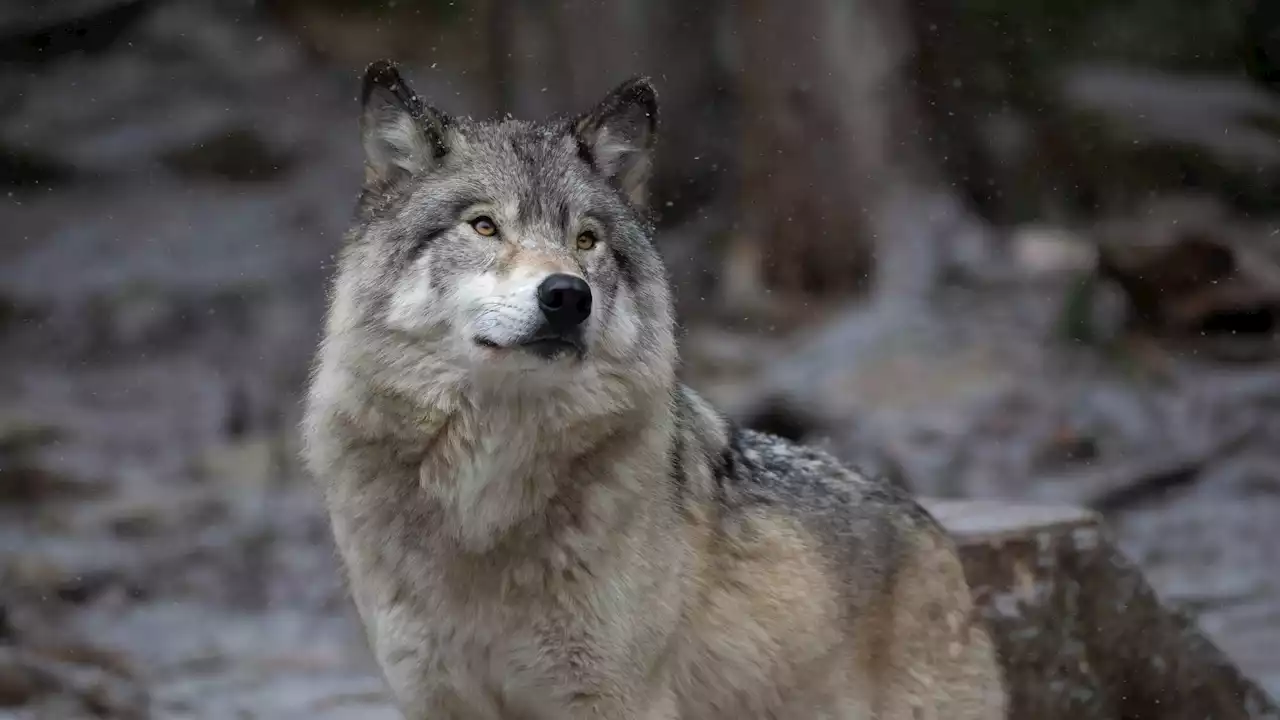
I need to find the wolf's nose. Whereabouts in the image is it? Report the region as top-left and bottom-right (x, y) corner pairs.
(537, 274), (592, 330)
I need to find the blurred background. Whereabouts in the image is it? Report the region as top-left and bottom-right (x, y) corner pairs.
(3, 0), (1280, 717)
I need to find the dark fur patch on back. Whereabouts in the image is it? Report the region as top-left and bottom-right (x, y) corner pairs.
(668, 387), (692, 509)
(669, 430), (687, 508)
(575, 137), (597, 171)
(727, 427), (946, 547)
(715, 436), (736, 491)
(715, 424), (776, 510)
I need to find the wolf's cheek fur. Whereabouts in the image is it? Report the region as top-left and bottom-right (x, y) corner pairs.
(593, 279), (641, 357)
(383, 251), (454, 337)
(384, 252), (551, 350)
(465, 272), (545, 347)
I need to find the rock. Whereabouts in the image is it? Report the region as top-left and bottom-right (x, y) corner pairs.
(0, 645), (148, 719)
(926, 498), (1280, 720)
(1010, 225), (1099, 278)
(0, 421), (91, 505)
(1093, 196), (1280, 357)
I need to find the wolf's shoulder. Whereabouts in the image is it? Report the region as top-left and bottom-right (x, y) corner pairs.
(704, 426), (954, 598)
(696, 420), (947, 566)
(670, 385), (940, 538)
(727, 429), (908, 507)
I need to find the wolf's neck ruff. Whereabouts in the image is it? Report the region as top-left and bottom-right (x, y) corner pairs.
(313, 318), (677, 555)
(411, 378), (676, 555)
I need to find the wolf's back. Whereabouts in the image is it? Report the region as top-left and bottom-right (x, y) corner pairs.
(674, 394), (1008, 718)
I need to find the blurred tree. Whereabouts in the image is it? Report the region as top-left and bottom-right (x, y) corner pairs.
(489, 0), (736, 227)
(1245, 0), (1280, 87)
(268, 0), (736, 229)
(728, 0), (994, 308)
(261, 0), (1280, 310)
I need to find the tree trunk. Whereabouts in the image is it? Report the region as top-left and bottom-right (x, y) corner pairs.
(492, 0), (735, 227)
(731, 0), (994, 307)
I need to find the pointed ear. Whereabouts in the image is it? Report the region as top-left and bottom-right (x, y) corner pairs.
(573, 77), (658, 207)
(360, 60), (450, 190)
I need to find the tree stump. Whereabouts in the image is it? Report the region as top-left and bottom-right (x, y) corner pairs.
(926, 499), (1280, 720)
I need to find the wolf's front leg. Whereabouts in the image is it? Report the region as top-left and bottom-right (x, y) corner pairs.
(639, 684), (680, 720)
(384, 670), (505, 720)
(563, 694), (637, 720)
(394, 690), (480, 720)
(563, 683), (679, 720)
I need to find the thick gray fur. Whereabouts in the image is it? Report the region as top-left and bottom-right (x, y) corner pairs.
(302, 60), (1007, 720)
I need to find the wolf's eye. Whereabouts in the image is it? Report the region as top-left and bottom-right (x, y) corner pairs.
(576, 231), (597, 251)
(470, 216), (498, 237)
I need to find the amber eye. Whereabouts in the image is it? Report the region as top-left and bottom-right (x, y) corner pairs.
(470, 216), (498, 237)
(576, 231), (597, 251)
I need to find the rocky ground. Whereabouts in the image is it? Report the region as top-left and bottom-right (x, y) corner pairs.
(2, 1), (1278, 717)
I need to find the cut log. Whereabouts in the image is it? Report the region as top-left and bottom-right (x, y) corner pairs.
(926, 498), (1280, 720)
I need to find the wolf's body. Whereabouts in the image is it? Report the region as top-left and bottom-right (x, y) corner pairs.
(302, 60), (1007, 719)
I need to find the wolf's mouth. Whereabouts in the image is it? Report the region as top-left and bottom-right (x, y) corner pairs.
(520, 337), (582, 359)
(473, 334), (583, 360)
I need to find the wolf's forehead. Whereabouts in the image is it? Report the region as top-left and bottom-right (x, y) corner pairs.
(465, 124), (596, 220)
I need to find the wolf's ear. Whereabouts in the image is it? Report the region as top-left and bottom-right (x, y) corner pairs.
(573, 77), (658, 207)
(360, 60), (450, 189)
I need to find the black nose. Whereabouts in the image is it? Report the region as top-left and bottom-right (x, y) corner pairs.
(537, 273), (592, 330)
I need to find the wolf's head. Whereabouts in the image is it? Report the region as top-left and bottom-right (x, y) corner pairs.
(316, 61), (676, 418)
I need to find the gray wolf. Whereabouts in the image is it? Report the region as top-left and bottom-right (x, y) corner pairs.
(301, 59), (1008, 719)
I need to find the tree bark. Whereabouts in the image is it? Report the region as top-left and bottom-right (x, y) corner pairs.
(732, 0), (994, 307)
(492, 0), (735, 227)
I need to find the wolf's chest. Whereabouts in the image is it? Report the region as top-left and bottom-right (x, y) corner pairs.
(353, 539), (613, 719)
(415, 425), (566, 551)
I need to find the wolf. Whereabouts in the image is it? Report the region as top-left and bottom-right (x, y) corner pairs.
(301, 59), (1008, 720)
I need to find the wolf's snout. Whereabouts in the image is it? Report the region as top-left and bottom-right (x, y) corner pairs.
(537, 274), (592, 331)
